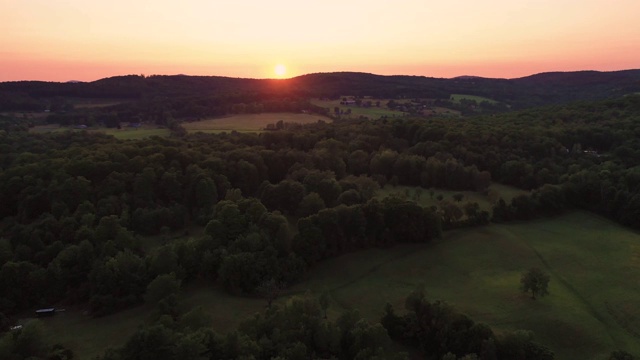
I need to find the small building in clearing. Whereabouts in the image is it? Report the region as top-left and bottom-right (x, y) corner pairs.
(35, 308), (56, 317)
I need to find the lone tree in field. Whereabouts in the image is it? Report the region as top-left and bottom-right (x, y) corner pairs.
(319, 290), (331, 319)
(520, 267), (550, 299)
(257, 278), (284, 308)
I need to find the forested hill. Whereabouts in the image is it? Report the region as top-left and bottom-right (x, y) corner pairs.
(1, 70), (639, 111)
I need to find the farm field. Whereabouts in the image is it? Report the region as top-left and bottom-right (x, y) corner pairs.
(39, 212), (640, 359)
(183, 112), (332, 133)
(450, 93), (499, 104)
(375, 183), (528, 213)
(310, 98), (403, 118)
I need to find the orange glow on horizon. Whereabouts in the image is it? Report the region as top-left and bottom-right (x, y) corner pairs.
(1, 1), (639, 82)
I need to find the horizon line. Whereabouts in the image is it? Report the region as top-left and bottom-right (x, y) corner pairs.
(3, 68), (640, 84)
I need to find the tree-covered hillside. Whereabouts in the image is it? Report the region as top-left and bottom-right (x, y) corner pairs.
(2, 70), (639, 112)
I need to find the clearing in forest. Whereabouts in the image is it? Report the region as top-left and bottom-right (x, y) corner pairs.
(183, 112), (332, 133)
(289, 211), (640, 360)
(375, 183), (528, 214)
(450, 94), (499, 104)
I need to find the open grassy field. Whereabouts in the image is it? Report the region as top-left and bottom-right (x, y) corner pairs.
(183, 112), (332, 133)
(287, 211), (640, 360)
(36, 285), (267, 359)
(450, 94), (498, 104)
(40, 305), (155, 359)
(40, 212), (640, 359)
(310, 98), (403, 118)
(71, 98), (131, 109)
(375, 183), (528, 213)
(30, 112), (329, 139)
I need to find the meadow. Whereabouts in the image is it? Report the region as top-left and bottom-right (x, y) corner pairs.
(450, 94), (499, 104)
(183, 112), (332, 133)
(28, 112), (331, 140)
(288, 211), (640, 360)
(310, 98), (404, 118)
(38, 211), (640, 359)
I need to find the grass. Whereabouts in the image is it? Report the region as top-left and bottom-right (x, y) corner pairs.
(375, 183), (528, 213)
(30, 112), (330, 139)
(450, 94), (498, 104)
(40, 212), (640, 359)
(39, 305), (155, 359)
(183, 112), (332, 133)
(310, 99), (403, 118)
(37, 286), (267, 359)
(287, 212), (640, 360)
(181, 281), (267, 330)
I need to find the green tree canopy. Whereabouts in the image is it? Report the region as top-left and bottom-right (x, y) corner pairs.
(520, 267), (550, 300)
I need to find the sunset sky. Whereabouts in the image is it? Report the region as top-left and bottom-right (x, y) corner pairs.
(1, 0), (639, 82)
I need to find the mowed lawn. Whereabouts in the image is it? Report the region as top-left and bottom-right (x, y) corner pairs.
(40, 212), (640, 359)
(288, 211), (640, 360)
(183, 112), (332, 133)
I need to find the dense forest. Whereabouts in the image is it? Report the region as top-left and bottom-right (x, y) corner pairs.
(1, 76), (640, 358)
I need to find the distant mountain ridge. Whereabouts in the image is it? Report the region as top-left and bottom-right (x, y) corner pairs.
(1, 69), (639, 111)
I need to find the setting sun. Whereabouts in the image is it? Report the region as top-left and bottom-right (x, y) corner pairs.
(274, 64), (287, 78)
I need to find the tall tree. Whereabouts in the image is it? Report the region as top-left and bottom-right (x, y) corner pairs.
(520, 267), (550, 300)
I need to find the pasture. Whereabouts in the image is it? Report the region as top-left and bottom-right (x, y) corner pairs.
(310, 98), (403, 118)
(450, 94), (498, 104)
(39, 212), (640, 359)
(288, 211), (640, 360)
(183, 112), (332, 133)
